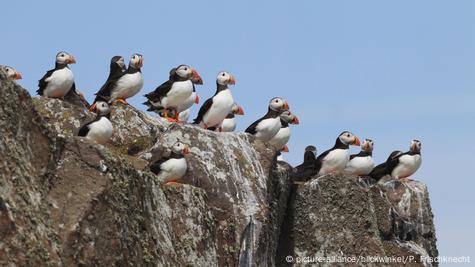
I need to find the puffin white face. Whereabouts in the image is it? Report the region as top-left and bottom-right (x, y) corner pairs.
(338, 131), (361, 146)
(216, 71), (236, 86)
(362, 139), (374, 152)
(171, 142), (190, 155)
(175, 65), (194, 79)
(410, 139), (422, 153)
(231, 103), (245, 115)
(129, 53), (143, 69)
(269, 97), (290, 112)
(56, 51), (76, 65)
(1, 66), (22, 80)
(95, 101), (110, 114)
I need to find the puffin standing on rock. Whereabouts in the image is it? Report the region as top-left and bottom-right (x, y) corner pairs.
(294, 145), (318, 181)
(78, 101), (113, 144)
(90, 53), (144, 110)
(150, 142), (190, 185)
(193, 71), (236, 129)
(144, 65), (202, 121)
(90, 56), (127, 108)
(344, 139), (375, 176)
(269, 110), (300, 152)
(245, 97), (289, 141)
(218, 103), (245, 132)
(1, 65), (22, 80)
(37, 51), (76, 98)
(314, 131), (361, 176)
(369, 140), (422, 181)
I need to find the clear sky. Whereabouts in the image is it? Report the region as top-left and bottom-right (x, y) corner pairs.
(2, 0), (474, 265)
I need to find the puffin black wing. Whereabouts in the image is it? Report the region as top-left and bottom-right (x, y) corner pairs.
(144, 80), (174, 102)
(245, 117), (265, 135)
(78, 115), (103, 136)
(369, 150), (403, 181)
(193, 97), (214, 124)
(37, 68), (56, 95)
(350, 151), (367, 160)
(149, 158), (169, 175)
(94, 76), (121, 102)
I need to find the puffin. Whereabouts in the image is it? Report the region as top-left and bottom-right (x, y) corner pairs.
(144, 65), (202, 121)
(369, 140), (422, 181)
(78, 101), (113, 144)
(193, 71), (236, 129)
(314, 131), (361, 175)
(294, 145), (317, 181)
(37, 51), (76, 98)
(91, 53), (144, 110)
(150, 141), (190, 185)
(245, 97), (290, 141)
(268, 110), (300, 152)
(1, 65), (22, 80)
(91, 56), (127, 106)
(176, 71), (203, 118)
(219, 103), (245, 132)
(343, 139), (375, 176)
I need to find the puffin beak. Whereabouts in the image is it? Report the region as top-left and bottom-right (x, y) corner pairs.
(67, 56), (76, 64)
(237, 106), (244, 115)
(192, 69), (203, 84)
(14, 71), (22, 80)
(195, 94), (199, 104)
(283, 101), (290, 110)
(291, 115), (300, 125)
(228, 75), (236, 85)
(352, 137), (361, 146)
(88, 103), (97, 112)
(410, 142), (417, 151)
(281, 145), (289, 152)
(182, 145), (190, 155)
(138, 57), (143, 68)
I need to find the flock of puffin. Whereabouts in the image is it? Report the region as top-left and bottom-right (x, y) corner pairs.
(1, 51), (422, 185)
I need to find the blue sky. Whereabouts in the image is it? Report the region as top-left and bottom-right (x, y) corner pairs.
(2, 0), (474, 264)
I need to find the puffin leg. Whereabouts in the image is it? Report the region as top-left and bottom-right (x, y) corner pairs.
(162, 179), (182, 186)
(115, 98), (128, 105)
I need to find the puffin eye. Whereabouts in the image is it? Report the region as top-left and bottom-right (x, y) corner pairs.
(222, 73), (226, 76)
(347, 134), (350, 137)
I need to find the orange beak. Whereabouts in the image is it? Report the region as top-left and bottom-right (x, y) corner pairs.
(291, 115), (300, 125)
(195, 94), (199, 104)
(67, 56), (76, 64)
(237, 106), (244, 115)
(192, 69), (203, 85)
(352, 137), (361, 146)
(88, 103), (97, 112)
(182, 145), (190, 155)
(281, 145), (289, 152)
(14, 71), (22, 80)
(283, 101), (290, 110)
(228, 75), (236, 85)
(138, 57), (143, 68)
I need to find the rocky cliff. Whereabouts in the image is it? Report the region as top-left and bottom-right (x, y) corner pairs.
(0, 71), (437, 266)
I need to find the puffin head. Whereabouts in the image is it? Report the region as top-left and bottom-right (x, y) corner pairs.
(216, 71), (236, 86)
(172, 141), (190, 155)
(95, 101), (111, 115)
(410, 139), (422, 153)
(231, 103), (245, 115)
(338, 131), (360, 146)
(280, 110), (300, 125)
(129, 53), (143, 69)
(269, 97), (289, 112)
(111, 55), (126, 71)
(174, 65), (202, 84)
(361, 139), (374, 152)
(305, 145), (317, 155)
(56, 51), (76, 65)
(1, 65), (22, 80)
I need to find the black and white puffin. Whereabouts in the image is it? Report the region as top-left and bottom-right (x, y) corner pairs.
(193, 71), (236, 129)
(369, 140), (422, 181)
(294, 145), (317, 181)
(150, 142), (190, 185)
(219, 103), (245, 132)
(314, 131), (361, 175)
(37, 51), (76, 98)
(176, 71), (203, 119)
(144, 65), (202, 121)
(91, 56), (127, 105)
(78, 101), (113, 144)
(344, 139), (375, 176)
(91, 53), (144, 110)
(269, 110), (300, 152)
(245, 97), (290, 141)
(1, 65), (22, 80)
